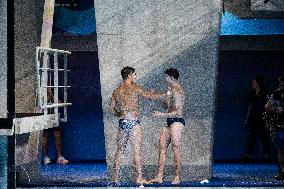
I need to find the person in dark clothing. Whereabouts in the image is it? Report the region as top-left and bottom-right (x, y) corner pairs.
(265, 76), (284, 180)
(243, 77), (270, 160)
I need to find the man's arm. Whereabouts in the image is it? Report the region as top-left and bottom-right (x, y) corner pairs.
(244, 104), (252, 126)
(109, 93), (119, 116)
(153, 91), (183, 118)
(136, 84), (165, 100)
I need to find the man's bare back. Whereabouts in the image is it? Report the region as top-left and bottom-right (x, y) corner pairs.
(110, 82), (164, 120)
(111, 83), (143, 120)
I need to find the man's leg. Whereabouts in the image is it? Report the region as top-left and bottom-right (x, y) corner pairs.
(259, 125), (270, 159)
(113, 128), (123, 183)
(276, 149), (284, 180)
(53, 129), (69, 164)
(245, 126), (257, 159)
(129, 124), (148, 184)
(170, 123), (183, 184)
(150, 126), (171, 183)
(42, 129), (51, 164)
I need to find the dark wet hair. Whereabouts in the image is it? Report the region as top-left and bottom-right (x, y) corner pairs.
(165, 68), (179, 80)
(121, 66), (135, 80)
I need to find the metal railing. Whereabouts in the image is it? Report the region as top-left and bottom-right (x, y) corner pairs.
(35, 47), (72, 126)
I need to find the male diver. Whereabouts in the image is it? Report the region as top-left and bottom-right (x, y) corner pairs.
(109, 66), (164, 185)
(150, 68), (185, 185)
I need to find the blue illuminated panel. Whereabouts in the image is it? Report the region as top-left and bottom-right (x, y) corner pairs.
(221, 12), (284, 35)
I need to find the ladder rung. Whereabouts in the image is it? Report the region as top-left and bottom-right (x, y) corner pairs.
(45, 86), (71, 88)
(42, 103), (72, 108)
(59, 118), (67, 122)
(39, 68), (70, 71)
(37, 47), (71, 54)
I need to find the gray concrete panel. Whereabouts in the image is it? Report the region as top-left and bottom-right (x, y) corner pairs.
(0, 0), (7, 118)
(95, 0), (221, 182)
(0, 0), (8, 188)
(15, 0), (44, 113)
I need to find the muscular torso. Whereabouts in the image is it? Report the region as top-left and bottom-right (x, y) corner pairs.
(166, 84), (185, 117)
(112, 83), (142, 119)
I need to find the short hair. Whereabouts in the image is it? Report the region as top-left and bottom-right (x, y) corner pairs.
(254, 76), (264, 88)
(279, 75), (284, 86)
(165, 68), (179, 80)
(121, 66), (135, 80)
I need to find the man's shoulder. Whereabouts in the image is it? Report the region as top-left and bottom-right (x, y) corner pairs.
(132, 83), (144, 91)
(112, 85), (122, 95)
(172, 85), (184, 94)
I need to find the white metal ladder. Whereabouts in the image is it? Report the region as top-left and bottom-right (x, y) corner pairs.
(35, 47), (72, 126)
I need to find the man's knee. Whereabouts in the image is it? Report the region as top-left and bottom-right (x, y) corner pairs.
(171, 141), (180, 150)
(160, 143), (168, 151)
(53, 130), (61, 137)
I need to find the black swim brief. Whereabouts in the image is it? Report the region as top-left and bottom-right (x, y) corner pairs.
(166, 118), (185, 127)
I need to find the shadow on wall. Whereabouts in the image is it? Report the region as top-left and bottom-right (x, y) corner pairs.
(138, 35), (218, 121)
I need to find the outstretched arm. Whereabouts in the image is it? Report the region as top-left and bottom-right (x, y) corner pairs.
(136, 84), (166, 100)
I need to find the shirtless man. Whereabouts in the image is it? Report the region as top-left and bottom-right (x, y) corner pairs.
(150, 68), (185, 185)
(109, 66), (164, 185)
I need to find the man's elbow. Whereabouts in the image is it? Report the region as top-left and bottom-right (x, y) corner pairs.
(108, 107), (114, 114)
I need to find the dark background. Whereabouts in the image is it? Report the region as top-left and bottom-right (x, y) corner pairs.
(214, 50), (284, 161)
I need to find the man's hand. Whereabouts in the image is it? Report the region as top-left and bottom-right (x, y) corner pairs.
(152, 111), (164, 118)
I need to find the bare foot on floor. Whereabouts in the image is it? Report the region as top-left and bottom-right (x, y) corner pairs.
(149, 177), (163, 184)
(171, 176), (180, 185)
(112, 177), (119, 185)
(136, 178), (151, 185)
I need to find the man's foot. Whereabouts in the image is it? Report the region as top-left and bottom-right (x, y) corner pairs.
(136, 178), (151, 185)
(112, 181), (121, 187)
(44, 157), (52, 165)
(112, 178), (119, 184)
(171, 176), (180, 185)
(56, 156), (69, 164)
(149, 177), (163, 184)
(275, 171), (284, 180)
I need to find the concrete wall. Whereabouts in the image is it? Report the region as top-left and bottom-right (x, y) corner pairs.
(14, 0), (46, 183)
(15, 0), (44, 113)
(0, 0), (7, 188)
(95, 0), (221, 182)
(0, 0), (7, 118)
